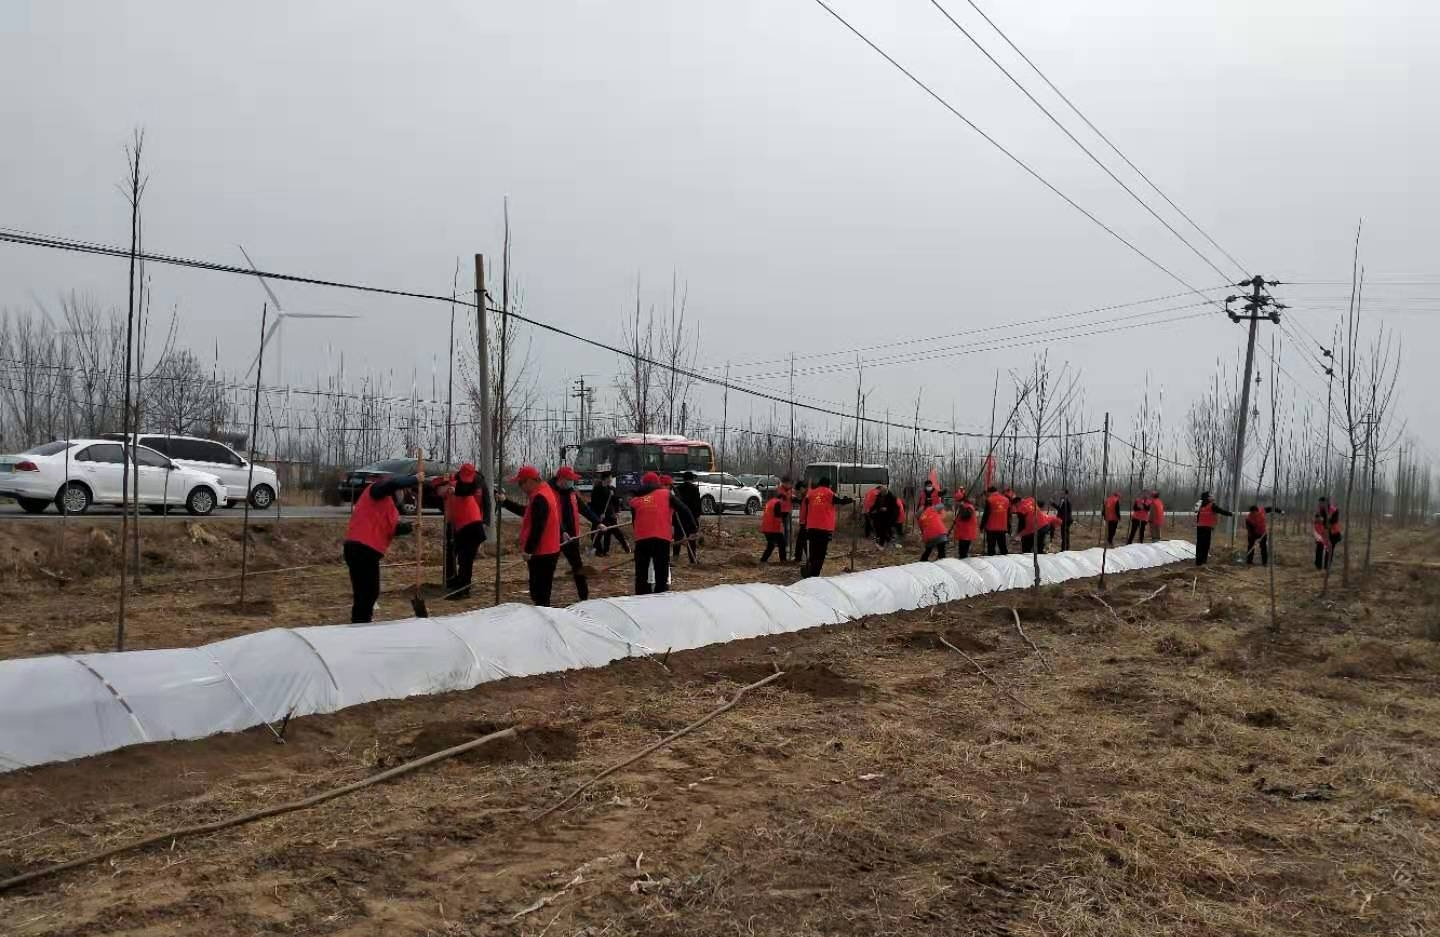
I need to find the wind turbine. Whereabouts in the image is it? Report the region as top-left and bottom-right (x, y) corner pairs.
(239, 245), (359, 385)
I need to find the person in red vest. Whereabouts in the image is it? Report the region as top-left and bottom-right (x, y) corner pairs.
(793, 480), (810, 568)
(759, 491), (789, 562)
(1017, 495), (1041, 554)
(1037, 507), (1063, 554)
(862, 483), (882, 538)
(981, 485), (1010, 555)
(778, 476), (796, 558)
(500, 465), (563, 606)
(920, 478), (942, 510)
(1313, 497), (1342, 570)
(630, 471), (696, 594)
(551, 465), (603, 601)
(918, 502), (950, 561)
(439, 462), (488, 600)
(1244, 503), (1284, 566)
(1194, 491), (1233, 566)
(1127, 492), (1152, 544)
(894, 494), (908, 540)
(801, 476), (855, 577)
(1102, 491), (1122, 547)
(868, 483), (899, 548)
(1149, 490), (1166, 542)
(950, 489), (979, 559)
(343, 473), (419, 623)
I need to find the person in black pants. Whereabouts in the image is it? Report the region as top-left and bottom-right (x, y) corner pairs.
(500, 466), (564, 606)
(1193, 492), (1233, 567)
(551, 466), (602, 601)
(441, 463), (489, 599)
(629, 472), (696, 594)
(343, 474), (418, 623)
(588, 472), (629, 556)
(759, 494), (789, 562)
(672, 471), (704, 564)
(869, 485), (899, 548)
(1313, 498), (1342, 570)
(792, 481), (810, 568)
(1244, 505), (1283, 566)
(1056, 489), (1073, 552)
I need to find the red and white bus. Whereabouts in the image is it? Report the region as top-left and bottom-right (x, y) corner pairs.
(573, 434), (715, 500)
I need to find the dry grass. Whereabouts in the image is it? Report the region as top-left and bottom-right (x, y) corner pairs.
(0, 525), (1437, 935)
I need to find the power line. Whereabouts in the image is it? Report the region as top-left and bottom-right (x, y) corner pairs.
(807, 0), (1227, 311)
(709, 286), (1230, 373)
(950, 0), (1250, 277)
(926, 0), (1239, 283)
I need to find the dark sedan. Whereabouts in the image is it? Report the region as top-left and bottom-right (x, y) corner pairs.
(339, 458), (455, 514)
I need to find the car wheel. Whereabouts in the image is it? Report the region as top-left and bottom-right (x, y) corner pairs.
(745, 497), (760, 515)
(16, 496), (49, 515)
(186, 486), (217, 516)
(700, 495), (716, 515)
(249, 484), (276, 510)
(398, 493), (418, 516)
(56, 482), (91, 515)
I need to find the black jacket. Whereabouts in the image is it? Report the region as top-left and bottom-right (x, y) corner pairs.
(674, 481), (704, 533)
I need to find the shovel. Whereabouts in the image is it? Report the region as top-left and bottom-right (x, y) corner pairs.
(411, 449), (430, 618)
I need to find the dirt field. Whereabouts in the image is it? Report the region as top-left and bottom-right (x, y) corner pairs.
(1, 521), (1437, 936)
(0, 513), (851, 659)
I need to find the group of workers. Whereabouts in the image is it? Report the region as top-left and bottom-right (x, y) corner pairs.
(339, 462), (1351, 621)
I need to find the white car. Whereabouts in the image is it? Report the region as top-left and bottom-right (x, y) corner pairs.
(103, 433), (279, 509)
(0, 439), (227, 516)
(693, 472), (763, 515)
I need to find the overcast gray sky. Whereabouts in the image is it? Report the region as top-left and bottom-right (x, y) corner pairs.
(2, 0), (1435, 465)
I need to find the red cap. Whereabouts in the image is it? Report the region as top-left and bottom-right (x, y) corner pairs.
(641, 471), (660, 486)
(511, 465), (541, 484)
(660, 474), (673, 487)
(457, 462), (477, 482)
(556, 465), (580, 482)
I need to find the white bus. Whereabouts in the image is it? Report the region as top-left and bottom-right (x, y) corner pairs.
(802, 462), (890, 501)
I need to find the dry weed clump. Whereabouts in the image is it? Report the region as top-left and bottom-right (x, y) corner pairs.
(1327, 638), (1432, 679)
(1155, 628), (1208, 659)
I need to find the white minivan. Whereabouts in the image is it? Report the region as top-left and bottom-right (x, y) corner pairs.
(105, 434), (280, 509)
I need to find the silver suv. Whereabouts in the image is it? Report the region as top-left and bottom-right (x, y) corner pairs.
(102, 434), (280, 509)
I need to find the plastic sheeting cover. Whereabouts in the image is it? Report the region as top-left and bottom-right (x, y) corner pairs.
(0, 540), (1193, 772)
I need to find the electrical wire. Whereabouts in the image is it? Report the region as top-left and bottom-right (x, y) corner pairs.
(926, 0), (1239, 284)
(806, 0), (1227, 312)
(951, 0), (1250, 277)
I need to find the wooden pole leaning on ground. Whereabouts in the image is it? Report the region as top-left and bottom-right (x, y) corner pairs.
(240, 303), (268, 608)
(411, 448), (429, 618)
(532, 670), (785, 824)
(0, 726), (522, 894)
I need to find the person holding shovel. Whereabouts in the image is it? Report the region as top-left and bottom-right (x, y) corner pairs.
(500, 465), (563, 606)
(589, 470), (629, 556)
(342, 473), (419, 623)
(630, 471), (696, 595)
(439, 462), (488, 600)
(551, 465), (602, 601)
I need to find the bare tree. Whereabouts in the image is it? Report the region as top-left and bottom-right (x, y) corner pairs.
(657, 273), (698, 434)
(615, 277), (659, 434)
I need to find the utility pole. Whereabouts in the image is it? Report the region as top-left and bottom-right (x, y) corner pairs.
(474, 254), (493, 493)
(571, 376), (589, 447)
(1226, 275), (1283, 553)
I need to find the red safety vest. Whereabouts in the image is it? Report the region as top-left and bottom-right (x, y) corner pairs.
(632, 488), (675, 541)
(520, 484), (562, 556)
(1131, 498), (1150, 522)
(1150, 498), (1166, 528)
(798, 493), (809, 526)
(1247, 508), (1267, 536)
(919, 506), (947, 541)
(760, 497), (785, 534)
(984, 492), (1010, 532)
(1314, 509), (1341, 539)
(1103, 494), (1121, 522)
(1019, 502), (1042, 536)
(896, 498), (907, 525)
(951, 501), (979, 541)
(921, 489), (941, 509)
(863, 487), (880, 512)
(1197, 502), (1218, 528)
(806, 487), (838, 532)
(444, 485), (483, 529)
(345, 485), (400, 555)
(1044, 512), (1062, 531)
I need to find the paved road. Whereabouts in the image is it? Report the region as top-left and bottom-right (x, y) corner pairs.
(0, 502), (354, 522)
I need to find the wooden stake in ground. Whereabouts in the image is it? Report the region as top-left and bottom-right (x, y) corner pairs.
(239, 303), (268, 608)
(938, 635), (1037, 714)
(533, 670), (785, 824)
(411, 448), (429, 618)
(0, 726), (522, 894)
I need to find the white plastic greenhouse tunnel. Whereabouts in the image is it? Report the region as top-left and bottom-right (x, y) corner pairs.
(0, 540), (1195, 773)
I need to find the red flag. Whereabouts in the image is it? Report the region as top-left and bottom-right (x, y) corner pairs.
(928, 466), (939, 492)
(984, 454), (995, 488)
